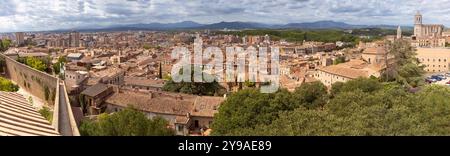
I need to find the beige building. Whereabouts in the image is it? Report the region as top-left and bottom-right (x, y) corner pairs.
(315, 59), (384, 86)
(15, 32), (25, 46)
(416, 48), (450, 73)
(360, 41), (394, 65)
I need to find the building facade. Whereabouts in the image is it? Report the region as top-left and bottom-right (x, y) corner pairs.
(416, 48), (450, 73)
(412, 11), (446, 48)
(15, 32), (24, 46)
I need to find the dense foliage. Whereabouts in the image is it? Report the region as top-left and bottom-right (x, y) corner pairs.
(0, 39), (12, 51)
(162, 66), (226, 96)
(79, 108), (174, 136)
(383, 40), (425, 88)
(38, 106), (53, 123)
(212, 81), (328, 135)
(212, 78), (450, 136)
(52, 56), (66, 75)
(19, 56), (48, 72)
(218, 29), (357, 43)
(216, 28), (406, 44)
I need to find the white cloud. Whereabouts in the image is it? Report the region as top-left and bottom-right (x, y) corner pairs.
(0, 0), (449, 32)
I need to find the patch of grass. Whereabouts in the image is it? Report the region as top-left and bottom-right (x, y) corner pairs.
(38, 107), (53, 123)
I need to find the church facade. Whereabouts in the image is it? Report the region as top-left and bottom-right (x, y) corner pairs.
(412, 11), (447, 48)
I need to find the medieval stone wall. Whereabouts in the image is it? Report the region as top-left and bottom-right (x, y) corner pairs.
(1, 54), (57, 104)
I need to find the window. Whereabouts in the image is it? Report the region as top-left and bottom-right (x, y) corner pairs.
(177, 125), (184, 132)
(194, 120), (199, 128)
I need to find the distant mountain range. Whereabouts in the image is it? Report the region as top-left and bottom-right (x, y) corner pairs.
(53, 20), (413, 32)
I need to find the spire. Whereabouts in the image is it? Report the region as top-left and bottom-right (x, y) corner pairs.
(416, 10), (421, 16)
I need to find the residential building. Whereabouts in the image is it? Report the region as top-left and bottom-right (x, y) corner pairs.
(80, 83), (114, 115)
(416, 48), (450, 73)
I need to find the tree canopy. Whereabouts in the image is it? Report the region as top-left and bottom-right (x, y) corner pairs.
(162, 66), (226, 96)
(0, 39), (11, 51)
(212, 76), (450, 136)
(52, 56), (67, 75)
(384, 40), (425, 88)
(20, 56), (48, 72)
(79, 108), (174, 136)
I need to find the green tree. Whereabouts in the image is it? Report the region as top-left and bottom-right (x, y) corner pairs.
(79, 108), (174, 136)
(0, 39), (11, 51)
(385, 40), (425, 87)
(333, 56), (346, 65)
(292, 81), (328, 108)
(53, 56), (67, 75)
(162, 66), (225, 96)
(23, 57), (47, 72)
(211, 88), (300, 135)
(38, 107), (53, 123)
(331, 77), (382, 96)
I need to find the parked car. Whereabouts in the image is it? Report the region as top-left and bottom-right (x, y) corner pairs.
(436, 74), (447, 80)
(431, 75), (443, 81)
(426, 78), (437, 83)
(445, 73), (450, 77)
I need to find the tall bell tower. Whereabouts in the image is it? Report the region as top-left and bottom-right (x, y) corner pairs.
(414, 11), (422, 37)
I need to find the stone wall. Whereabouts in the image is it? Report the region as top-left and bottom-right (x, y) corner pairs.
(1, 54), (57, 104)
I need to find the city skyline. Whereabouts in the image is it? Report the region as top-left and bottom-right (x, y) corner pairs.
(1, 0), (450, 32)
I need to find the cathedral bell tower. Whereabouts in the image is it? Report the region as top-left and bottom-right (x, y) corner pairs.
(414, 11), (422, 37)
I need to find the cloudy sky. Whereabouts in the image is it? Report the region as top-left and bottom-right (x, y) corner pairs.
(0, 0), (449, 32)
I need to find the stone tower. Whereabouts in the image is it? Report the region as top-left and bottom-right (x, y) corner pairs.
(396, 26), (402, 39)
(414, 11), (422, 37)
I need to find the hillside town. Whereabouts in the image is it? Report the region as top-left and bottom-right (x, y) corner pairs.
(0, 11), (450, 136)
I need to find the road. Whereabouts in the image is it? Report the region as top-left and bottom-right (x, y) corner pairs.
(58, 83), (73, 136)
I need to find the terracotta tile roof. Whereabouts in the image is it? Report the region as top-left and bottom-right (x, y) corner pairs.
(0, 91), (59, 136)
(105, 91), (195, 116)
(81, 83), (110, 97)
(318, 60), (371, 79)
(363, 47), (387, 55)
(124, 77), (164, 88)
(105, 91), (224, 117)
(318, 65), (368, 79)
(191, 96), (224, 117)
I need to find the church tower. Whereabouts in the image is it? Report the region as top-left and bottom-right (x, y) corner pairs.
(396, 26), (402, 40)
(414, 11), (422, 37)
